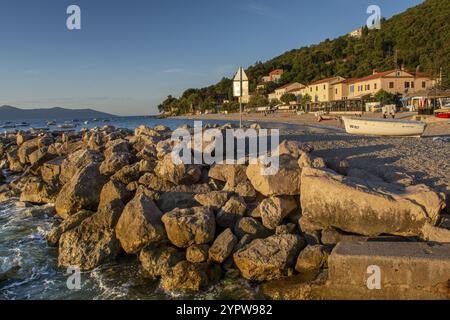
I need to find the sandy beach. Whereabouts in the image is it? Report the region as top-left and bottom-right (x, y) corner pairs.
(174, 112), (450, 194)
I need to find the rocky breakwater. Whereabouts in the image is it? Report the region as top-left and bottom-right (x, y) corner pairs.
(0, 123), (449, 298)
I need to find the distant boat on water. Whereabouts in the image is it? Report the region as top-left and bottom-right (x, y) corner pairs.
(46, 120), (56, 126)
(58, 121), (77, 129)
(342, 117), (427, 137)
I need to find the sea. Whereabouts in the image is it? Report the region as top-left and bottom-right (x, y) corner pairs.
(0, 116), (261, 300)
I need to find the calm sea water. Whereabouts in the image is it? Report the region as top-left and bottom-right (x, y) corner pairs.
(0, 116), (261, 300)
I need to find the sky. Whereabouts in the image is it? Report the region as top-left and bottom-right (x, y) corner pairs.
(0, 0), (424, 116)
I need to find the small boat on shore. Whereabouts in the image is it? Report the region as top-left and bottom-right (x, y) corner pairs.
(435, 108), (450, 119)
(342, 117), (427, 137)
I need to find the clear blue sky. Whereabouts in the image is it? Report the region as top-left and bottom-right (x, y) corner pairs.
(0, 0), (423, 115)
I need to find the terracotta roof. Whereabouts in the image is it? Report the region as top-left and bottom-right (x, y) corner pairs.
(309, 76), (345, 86)
(287, 84), (306, 92)
(269, 69), (284, 76)
(347, 70), (421, 84)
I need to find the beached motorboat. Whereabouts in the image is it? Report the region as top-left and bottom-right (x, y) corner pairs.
(434, 108), (450, 119)
(342, 117), (427, 137)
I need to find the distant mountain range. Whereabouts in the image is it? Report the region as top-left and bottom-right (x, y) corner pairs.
(0, 106), (116, 121)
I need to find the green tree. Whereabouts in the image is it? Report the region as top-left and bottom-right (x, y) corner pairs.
(280, 93), (297, 105)
(270, 99), (280, 107)
(300, 94), (312, 110)
(247, 94), (269, 109)
(374, 90), (401, 105)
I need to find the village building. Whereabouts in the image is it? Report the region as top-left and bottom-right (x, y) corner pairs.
(347, 69), (433, 100)
(268, 82), (305, 102)
(304, 76), (346, 102)
(262, 69), (284, 83)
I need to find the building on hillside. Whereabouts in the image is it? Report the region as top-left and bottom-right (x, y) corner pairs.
(348, 27), (363, 38)
(262, 69), (284, 83)
(268, 82), (305, 102)
(305, 76), (346, 102)
(347, 69), (433, 100)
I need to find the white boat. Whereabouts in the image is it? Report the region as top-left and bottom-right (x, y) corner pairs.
(342, 117), (427, 137)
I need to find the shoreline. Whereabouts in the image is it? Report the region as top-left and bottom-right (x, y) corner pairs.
(0, 121), (449, 300)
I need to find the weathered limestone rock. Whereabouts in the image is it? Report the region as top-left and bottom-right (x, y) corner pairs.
(47, 210), (94, 246)
(216, 195), (247, 228)
(300, 167), (446, 239)
(99, 152), (133, 176)
(104, 139), (130, 158)
(6, 149), (24, 172)
(154, 154), (201, 185)
(298, 152), (326, 169)
(55, 163), (107, 218)
(20, 177), (57, 204)
(193, 191), (230, 210)
(160, 261), (221, 292)
(276, 223), (297, 235)
(139, 244), (185, 278)
(224, 180), (257, 198)
(41, 157), (64, 186)
(320, 227), (412, 245)
(17, 138), (39, 164)
(209, 229), (238, 264)
(112, 163), (141, 185)
(16, 132), (31, 146)
(186, 244), (209, 263)
(234, 217), (272, 240)
(23, 204), (56, 218)
(295, 245), (329, 273)
(259, 196), (298, 230)
(98, 179), (132, 211)
(327, 242), (450, 299)
(208, 164), (248, 187)
(115, 192), (166, 254)
(161, 207), (216, 248)
(59, 149), (104, 185)
(58, 209), (121, 270)
(275, 140), (313, 159)
(157, 192), (200, 212)
(233, 234), (305, 281)
(246, 155), (302, 197)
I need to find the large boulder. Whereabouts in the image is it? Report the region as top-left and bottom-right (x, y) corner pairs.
(161, 207), (216, 248)
(59, 150), (104, 185)
(233, 234), (305, 281)
(139, 244), (185, 278)
(295, 245), (329, 274)
(216, 195), (247, 228)
(17, 138), (39, 164)
(160, 261), (222, 292)
(193, 191), (231, 210)
(259, 196), (298, 229)
(20, 177), (58, 204)
(41, 157), (64, 186)
(99, 152), (133, 176)
(47, 210), (94, 246)
(98, 179), (132, 211)
(115, 192), (166, 254)
(55, 163), (107, 218)
(186, 244), (209, 263)
(234, 217), (273, 240)
(208, 228), (238, 264)
(58, 208), (122, 270)
(246, 155), (302, 197)
(154, 154), (201, 185)
(300, 167), (447, 240)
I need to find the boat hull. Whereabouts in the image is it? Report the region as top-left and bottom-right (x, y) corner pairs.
(343, 117), (426, 137)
